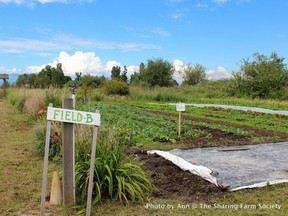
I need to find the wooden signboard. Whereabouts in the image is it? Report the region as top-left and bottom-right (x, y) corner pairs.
(176, 103), (186, 136)
(0, 74), (9, 79)
(0, 74), (9, 98)
(41, 102), (101, 216)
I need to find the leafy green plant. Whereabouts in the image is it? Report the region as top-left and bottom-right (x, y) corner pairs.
(34, 124), (62, 160)
(75, 129), (151, 205)
(191, 121), (253, 137)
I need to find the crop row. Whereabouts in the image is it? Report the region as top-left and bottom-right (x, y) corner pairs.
(79, 102), (252, 147)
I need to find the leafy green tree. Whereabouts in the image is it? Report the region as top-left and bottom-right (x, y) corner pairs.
(75, 72), (83, 81)
(141, 58), (175, 87)
(182, 64), (206, 86)
(130, 63), (145, 85)
(232, 52), (288, 98)
(111, 65), (128, 83)
(111, 66), (121, 80)
(121, 65), (128, 83)
(16, 64), (71, 88)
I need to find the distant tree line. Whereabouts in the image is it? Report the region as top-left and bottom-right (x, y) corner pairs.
(14, 52), (288, 99)
(16, 63), (71, 88)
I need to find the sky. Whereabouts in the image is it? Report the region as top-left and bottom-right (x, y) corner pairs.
(0, 0), (288, 84)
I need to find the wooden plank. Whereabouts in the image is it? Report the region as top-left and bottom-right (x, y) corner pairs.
(62, 98), (75, 206)
(40, 103), (53, 216)
(0, 74), (9, 79)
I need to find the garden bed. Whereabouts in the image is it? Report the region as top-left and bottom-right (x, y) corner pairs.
(133, 111), (288, 202)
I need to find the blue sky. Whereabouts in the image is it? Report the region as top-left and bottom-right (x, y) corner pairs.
(0, 0), (288, 83)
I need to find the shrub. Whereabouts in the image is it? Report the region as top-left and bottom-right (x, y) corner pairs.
(102, 79), (129, 96)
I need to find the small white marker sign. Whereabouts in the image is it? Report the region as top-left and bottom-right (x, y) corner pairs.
(176, 103), (186, 112)
(47, 107), (101, 126)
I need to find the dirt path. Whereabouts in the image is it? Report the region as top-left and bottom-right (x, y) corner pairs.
(0, 100), (45, 215)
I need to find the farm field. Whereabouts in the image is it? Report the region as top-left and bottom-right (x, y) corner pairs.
(1, 91), (288, 215)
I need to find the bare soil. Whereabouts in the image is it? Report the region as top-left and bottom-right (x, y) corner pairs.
(134, 112), (288, 203)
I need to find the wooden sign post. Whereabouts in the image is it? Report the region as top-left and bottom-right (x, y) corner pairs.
(0, 74), (9, 98)
(62, 98), (75, 206)
(176, 103), (185, 136)
(41, 104), (101, 216)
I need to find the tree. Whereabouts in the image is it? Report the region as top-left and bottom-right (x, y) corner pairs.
(130, 63), (145, 85)
(111, 66), (121, 80)
(75, 72), (83, 81)
(121, 65), (128, 83)
(231, 52), (288, 98)
(111, 65), (128, 83)
(15, 64), (71, 88)
(141, 58), (175, 87)
(182, 64), (206, 86)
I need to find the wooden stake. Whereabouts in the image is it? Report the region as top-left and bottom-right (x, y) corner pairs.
(178, 111), (181, 136)
(86, 110), (99, 216)
(40, 103), (53, 216)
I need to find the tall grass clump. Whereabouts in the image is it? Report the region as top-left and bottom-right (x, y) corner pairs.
(44, 87), (66, 108)
(75, 127), (151, 205)
(23, 89), (46, 115)
(6, 89), (27, 112)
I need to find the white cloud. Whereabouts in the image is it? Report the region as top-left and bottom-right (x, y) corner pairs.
(172, 60), (232, 84)
(105, 61), (121, 72)
(173, 59), (184, 84)
(26, 64), (46, 74)
(194, 3), (209, 8)
(170, 9), (189, 20)
(212, 0), (229, 4)
(56, 51), (104, 75)
(127, 65), (138, 77)
(0, 35), (160, 54)
(0, 38), (69, 53)
(0, 0), (93, 5)
(150, 28), (170, 37)
(0, 66), (22, 74)
(25, 51), (138, 78)
(206, 66), (232, 80)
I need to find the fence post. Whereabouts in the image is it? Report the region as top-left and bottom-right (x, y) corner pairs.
(62, 98), (75, 206)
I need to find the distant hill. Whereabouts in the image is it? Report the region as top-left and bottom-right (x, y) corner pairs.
(0, 73), (19, 85)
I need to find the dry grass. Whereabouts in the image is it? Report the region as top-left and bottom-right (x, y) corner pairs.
(23, 89), (46, 115)
(0, 100), (64, 215)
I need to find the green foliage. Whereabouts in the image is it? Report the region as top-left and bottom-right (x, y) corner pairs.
(16, 63), (71, 88)
(75, 130), (151, 205)
(182, 63), (207, 86)
(154, 92), (187, 102)
(103, 79), (129, 96)
(6, 90), (27, 112)
(192, 121), (253, 137)
(45, 88), (62, 108)
(231, 52), (288, 99)
(34, 125), (62, 160)
(79, 103), (215, 147)
(111, 66), (128, 83)
(137, 58), (176, 87)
